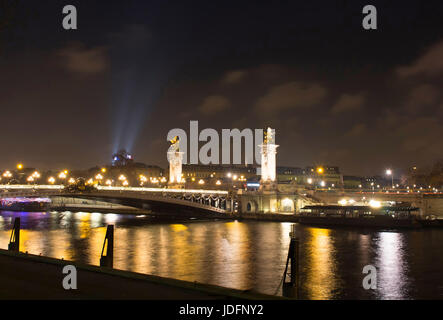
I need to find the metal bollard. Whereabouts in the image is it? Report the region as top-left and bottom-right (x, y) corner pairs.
(8, 218), (20, 252)
(100, 225), (114, 268)
(282, 224), (299, 298)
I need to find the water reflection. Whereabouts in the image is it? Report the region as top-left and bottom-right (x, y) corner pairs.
(375, 232), (409, 299)
(304, 228), (340, 299)
(0, 210), (437, 298)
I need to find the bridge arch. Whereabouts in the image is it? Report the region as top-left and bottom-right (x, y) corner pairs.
(280, 197), (295, 212)
(246, 200), (258, 213)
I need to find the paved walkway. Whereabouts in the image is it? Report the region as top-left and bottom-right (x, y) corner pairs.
(0, 250), (278, 300)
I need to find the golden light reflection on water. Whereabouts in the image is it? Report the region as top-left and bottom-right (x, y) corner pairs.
(0, 211), (426, 299)
(75, 212), (91, 239)
(115, 228), (130, 270)
(131, 228), (153, 274)
(88, 226), (107, 266)
(305, 228), (339, 300)
(172, 223), (206, 282)
(214, 221), (252, 290)
(170, 224), (188, 232)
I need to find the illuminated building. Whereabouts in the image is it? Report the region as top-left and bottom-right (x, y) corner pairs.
(182, 164), (256, 180)
(304, 166), (343, 187)
(111, 149), (134, 167)
(277, 167), (304, 183)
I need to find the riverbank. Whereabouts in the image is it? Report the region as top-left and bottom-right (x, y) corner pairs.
(235, 212), (299, 222)
(0, 249), (282, 299)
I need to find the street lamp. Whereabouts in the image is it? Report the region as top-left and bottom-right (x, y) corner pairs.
(386, 169), (393, 188)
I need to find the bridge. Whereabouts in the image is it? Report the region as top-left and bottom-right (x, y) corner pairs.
(0, 184), (317, 216)
(0, 185), (233, 218)
(2, 184), (443, 218)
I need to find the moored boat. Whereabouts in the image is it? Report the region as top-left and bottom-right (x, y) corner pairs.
(0, 197), (51, 212)
(299, 204), (421, 228)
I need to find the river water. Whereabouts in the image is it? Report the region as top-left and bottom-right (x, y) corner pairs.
(0, 210), (442, 299)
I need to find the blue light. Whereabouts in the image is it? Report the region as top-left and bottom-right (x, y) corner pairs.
(247, 183), (260, 187)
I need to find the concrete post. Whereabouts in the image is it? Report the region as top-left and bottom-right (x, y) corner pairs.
(283, 224), (299, 298)
(8, 217), (20, 252)
(100, 225), (114, 268)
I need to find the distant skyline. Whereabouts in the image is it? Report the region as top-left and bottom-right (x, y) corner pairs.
(1, 0), (443, 175)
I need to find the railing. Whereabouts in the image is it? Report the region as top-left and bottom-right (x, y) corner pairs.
(88, 190), (229, 214)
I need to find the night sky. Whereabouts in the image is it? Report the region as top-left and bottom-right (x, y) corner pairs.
(1, 0), (443, 175)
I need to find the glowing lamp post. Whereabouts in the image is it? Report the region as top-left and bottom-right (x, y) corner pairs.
(3, 171), (12, 179)
(139, 175), (147, 186)
(386, 169), (393, 188)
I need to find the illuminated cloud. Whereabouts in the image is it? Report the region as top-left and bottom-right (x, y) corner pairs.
(331, 93), (365, 114)
(255, 81), (327, 115)
(397, 41), (443, 77)
(57, 42), (108, 75)
(375, 111), (443, 157)
(199, 95), (231, 115)
(345, 123), (367, 137)
(405, 84), (439, 113)
(221, 70), (247, 84)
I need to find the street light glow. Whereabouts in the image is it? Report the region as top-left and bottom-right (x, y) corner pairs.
(369, 200), (381, 208)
